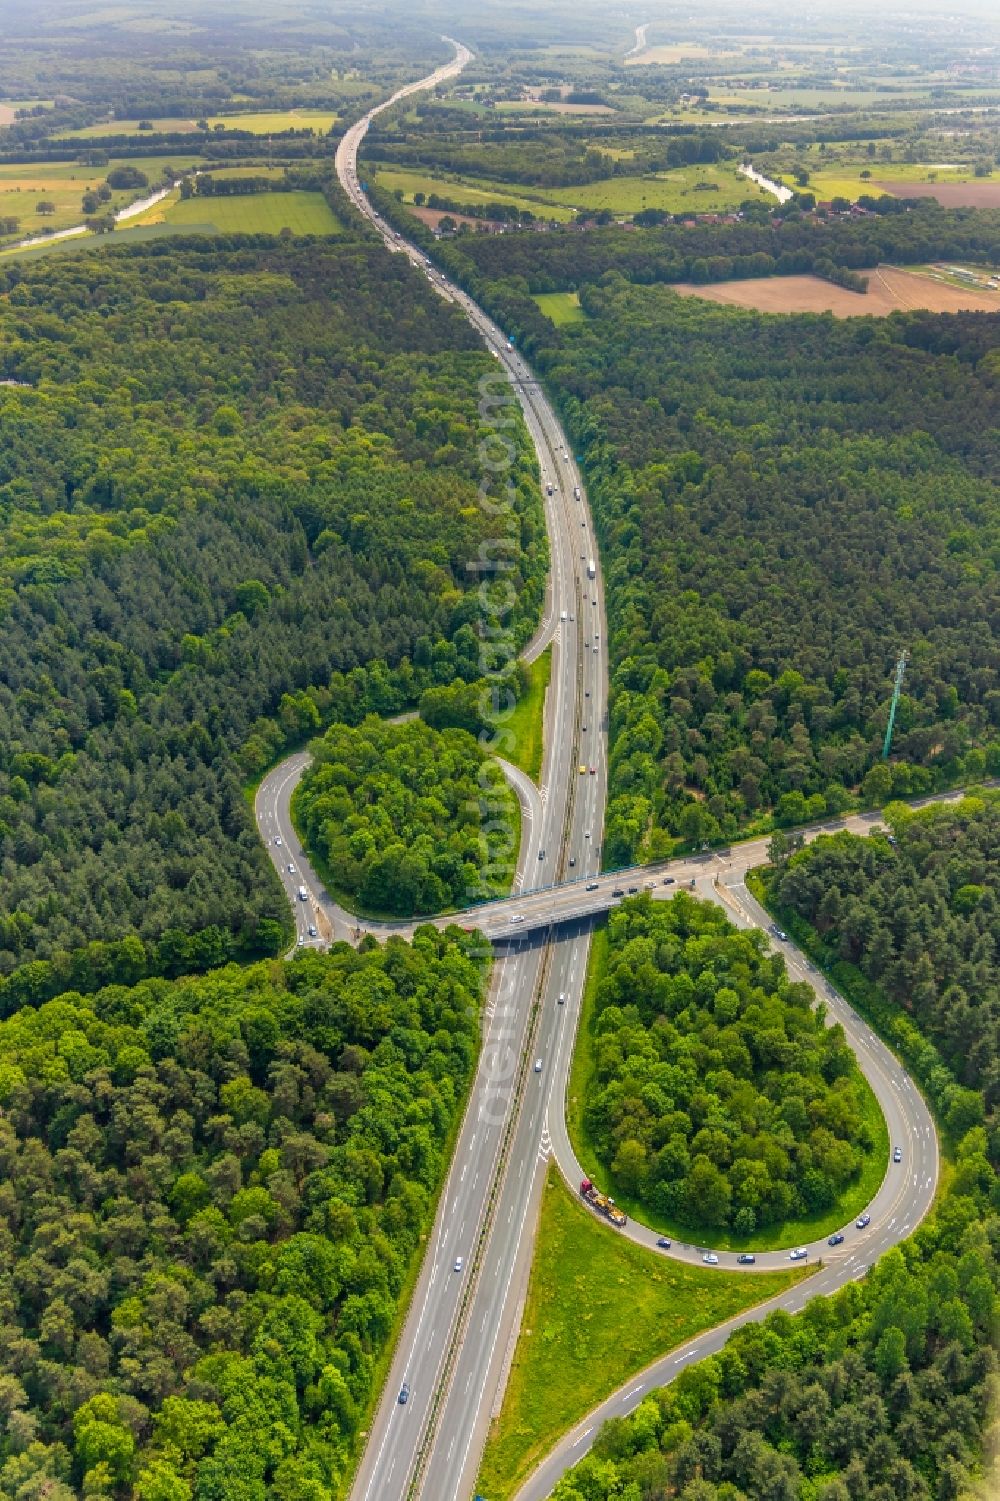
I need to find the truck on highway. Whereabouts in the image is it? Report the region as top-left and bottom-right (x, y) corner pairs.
(587, 559), (596, 579)
(297, 885), (308, 902)
(580, 1178), (627, 1228)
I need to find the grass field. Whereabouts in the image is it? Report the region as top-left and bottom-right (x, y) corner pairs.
(55, 109), (338, 139)
(0, 156), (200, 242)
(162, 191), (342, 235)
(776, 160), (978, 201)
(376, 162), (764, 221)
(0, 222), (213, 263)
(475, 1167), (808, 1500)
(533, 291), (586, 326)
(565, 898), (890, 1251)
(505, 645), (551, 782)
(373, 166), (576, 222)
(542, 163), (767, 215)
(0, 189), (342, 260)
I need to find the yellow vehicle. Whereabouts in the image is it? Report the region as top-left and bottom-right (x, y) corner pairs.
(579, 763), (587, 774)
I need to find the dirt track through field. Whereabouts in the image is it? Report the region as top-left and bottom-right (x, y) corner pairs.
(674, 264), (1000, 317)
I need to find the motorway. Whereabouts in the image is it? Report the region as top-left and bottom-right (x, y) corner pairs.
(252, 37), (942, 1501)
(334, 37), (617, 1501)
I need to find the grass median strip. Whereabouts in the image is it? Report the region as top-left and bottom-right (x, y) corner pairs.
(505, 644), (551, 783)
(476, 1166), (809, 1500)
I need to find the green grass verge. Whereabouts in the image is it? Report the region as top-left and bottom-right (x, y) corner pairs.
(532, 291), (586, 325)
(475, 1166), (810, 1500)
(504, 645), (552, 783)
(565, 897), (889, 1251)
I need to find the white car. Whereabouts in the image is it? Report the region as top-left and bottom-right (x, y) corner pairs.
(287, 863), (295, 874)
(789, 1247), (808, 1261)
(534, 1058), (543, 1073)
(274, 835), (282, 846)
(453, 1256), (464, 1273)
(702, 1252), (719, 1266)
(510, 914), (524, 924)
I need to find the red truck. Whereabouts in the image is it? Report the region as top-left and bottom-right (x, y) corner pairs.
(580, 1178), (627, 1228)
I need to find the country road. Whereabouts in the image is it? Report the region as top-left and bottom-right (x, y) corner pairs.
(251, 37), (944, 1501)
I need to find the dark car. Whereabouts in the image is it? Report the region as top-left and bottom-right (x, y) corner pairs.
(828, 1232), (845, 1246)
(663, 876), (675, 885)
(856, 1213), (871, 1230)
(736, 1253), (756, 1265)
(538, 848), (545, 860)
(628, 886), (638, 894)
(398, 1383), (410, 1405)
(656, 1236), (672, 1250)
(612, 888), (625, 897)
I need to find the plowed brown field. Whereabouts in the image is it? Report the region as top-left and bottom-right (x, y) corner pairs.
(875, 180), (1000, 208)
(674, 264), (1000, 317)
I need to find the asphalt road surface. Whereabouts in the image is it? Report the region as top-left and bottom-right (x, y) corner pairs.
(251, 38), (944, 1501)
(334, 38), (617, 1501)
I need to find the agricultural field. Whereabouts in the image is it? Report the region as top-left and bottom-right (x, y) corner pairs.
(876, 178), (1000, 207)
(532, 290), (586, 325)
(1, 185), (342, 256)
(494, 98), (615, 116)
(770, 153), (986, 204)
(674, 263), (1000, 317)
(626, 42), (740, 65)
(475, 1167), (807, 1500)
(54, 108), (338, 138)
(0, 155), (199, 242)
(162, 190), (342, 235)
(0, 99), (52, 124)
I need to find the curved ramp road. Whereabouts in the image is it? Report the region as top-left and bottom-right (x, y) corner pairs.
(252, 39), (942, 1501)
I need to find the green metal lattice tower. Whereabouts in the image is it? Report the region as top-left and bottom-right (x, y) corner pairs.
(882, 650), (908, 760)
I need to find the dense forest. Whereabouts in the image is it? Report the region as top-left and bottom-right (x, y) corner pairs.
(293, 717), (517, 915)
(0, 237), (545, 975)
(770, 795), (1000, 1165)
(0, 930), (485, 1499)
(582, 895), (875, 1235)
(400, 230), (1000, 862)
